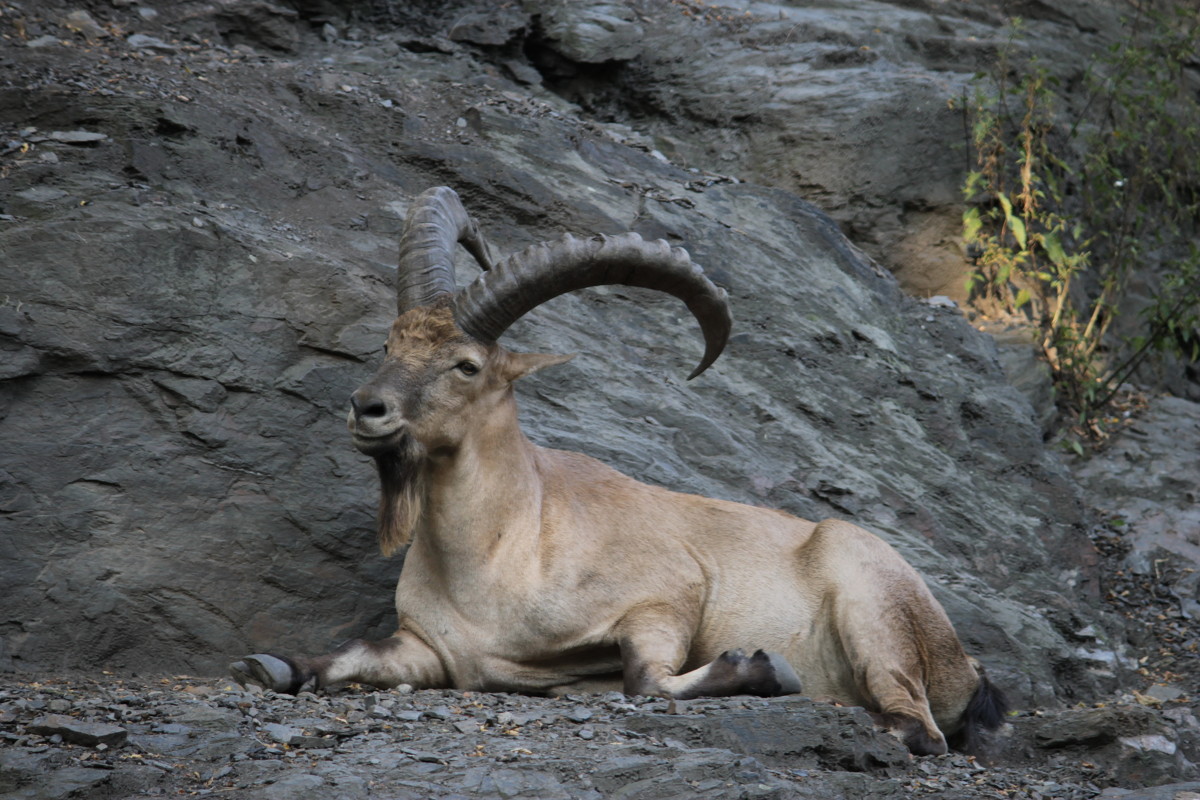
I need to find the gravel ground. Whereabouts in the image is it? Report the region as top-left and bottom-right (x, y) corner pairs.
(3, 2), (1199, 798)
(6, 391), (1200, 799)
(2, 670), (1198, 799)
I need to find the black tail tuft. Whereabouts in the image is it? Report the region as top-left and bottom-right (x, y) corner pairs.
(949, 673), (1010, 754)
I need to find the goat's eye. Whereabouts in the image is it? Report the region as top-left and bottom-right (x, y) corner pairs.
(456, 361), (480, 376)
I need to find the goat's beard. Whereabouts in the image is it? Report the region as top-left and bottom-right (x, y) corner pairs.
(374, 435), (427, 557)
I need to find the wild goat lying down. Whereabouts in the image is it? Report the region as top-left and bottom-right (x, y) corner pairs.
(232, 187), (1007, 754)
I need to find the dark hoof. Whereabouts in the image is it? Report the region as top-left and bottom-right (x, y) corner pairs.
(869, 711), (948, 756)
(229, 654), (316, 694)
(694, 649), (801, 698)
(756, 650), (802, 695)
(717, 648), (746, 665)
(740, 649), (798, 697)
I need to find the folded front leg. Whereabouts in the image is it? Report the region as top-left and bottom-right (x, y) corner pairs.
(230, 628), (447, 693)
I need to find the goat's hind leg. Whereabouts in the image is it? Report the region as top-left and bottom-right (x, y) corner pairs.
(617, 612), (801, 700)
(660, 648), (803, 700)
(230, 629), (446, 693)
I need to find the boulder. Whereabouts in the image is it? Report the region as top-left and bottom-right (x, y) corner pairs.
(0, 0), (1110, 708)
(521, 0), (1126, 301)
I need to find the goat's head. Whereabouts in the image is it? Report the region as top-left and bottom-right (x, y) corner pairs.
(347, 186), (732, 553)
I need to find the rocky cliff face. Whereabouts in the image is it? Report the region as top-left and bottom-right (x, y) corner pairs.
(1, 0), (1117, 706)
(510, 0), (1126, 302)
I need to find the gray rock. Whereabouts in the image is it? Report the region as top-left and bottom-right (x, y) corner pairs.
(565, 706), (594, 723)
(212, 1), (300, 53)
(1033, 705), (1162, 748)
(173, 705), (241, 731)
(452, 719), (478, 734)
(0, 0), (1110, 714)
(26, 714), (128, 748)
(126, 33), (177, 53)
(46, 130), (107, 144)
(426, 706), (453, 721)
(262, 721), (303, 744)
(623, 698), (910, 772)
(533, 1), (645, 63)
(261, 772), (326, 800)
(1073, 395), (1200, 600)
(448, 7), (529, 47)
(1012, 705), (1195, 787)
(1099, 782), (1200, 800)
(62, 9), (107, 41)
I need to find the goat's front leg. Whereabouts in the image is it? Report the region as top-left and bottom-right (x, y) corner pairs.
(616, 609), (802, 700)
(230, 629), (446, 694)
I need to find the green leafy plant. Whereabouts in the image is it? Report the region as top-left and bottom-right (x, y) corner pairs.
(961, 3), (1200, 435)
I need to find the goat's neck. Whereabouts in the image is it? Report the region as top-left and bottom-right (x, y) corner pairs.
(417, 399), (543, 573)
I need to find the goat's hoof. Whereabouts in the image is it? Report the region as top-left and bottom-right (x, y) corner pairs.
(717, 648), (747, 665)
(230, 653), (310, 694)
(740, 649), (802, 697)
(759, 650), (802, 695)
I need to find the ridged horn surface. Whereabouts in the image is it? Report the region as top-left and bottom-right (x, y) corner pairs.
(452, 233), (732, 379)
(396, 187), (493, 313)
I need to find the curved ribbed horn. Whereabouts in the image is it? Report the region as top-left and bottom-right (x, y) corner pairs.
(452, 233), (732, 379)
(396, 187), (493, 313)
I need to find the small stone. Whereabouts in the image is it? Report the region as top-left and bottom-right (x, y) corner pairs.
(566, 707), (593, 723)
(26, 35), (61, 48)
(1144, 684), (1185, 703)
(63, 10), (108, 40)
(48, 131), (108, 144)
(453, 719), (478, 734)
(15, 187), (67, 204)
(127, 33), (177, 52)
(261, 722), (302, 745)
(578, 727), (595, 740)
(291, 735), (335, 749)
(1120, 734), (1177, 755)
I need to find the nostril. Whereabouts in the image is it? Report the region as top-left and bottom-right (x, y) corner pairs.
(350, 391), (389, 420)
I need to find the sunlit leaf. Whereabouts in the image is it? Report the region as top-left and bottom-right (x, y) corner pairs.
(1010, 216), (1028, 249)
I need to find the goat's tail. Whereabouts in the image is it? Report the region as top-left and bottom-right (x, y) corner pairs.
(948, 660), (1010, 754)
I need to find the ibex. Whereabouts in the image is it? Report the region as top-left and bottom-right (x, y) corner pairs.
(231, 187), (1007, 755)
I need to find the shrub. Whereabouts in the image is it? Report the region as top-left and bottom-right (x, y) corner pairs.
(961, 4), (1200, 438)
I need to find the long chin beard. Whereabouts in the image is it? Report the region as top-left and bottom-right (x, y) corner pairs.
(374, 436), (427, 557)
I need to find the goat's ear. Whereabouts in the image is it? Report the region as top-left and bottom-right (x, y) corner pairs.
(501, 352), (575, 382)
